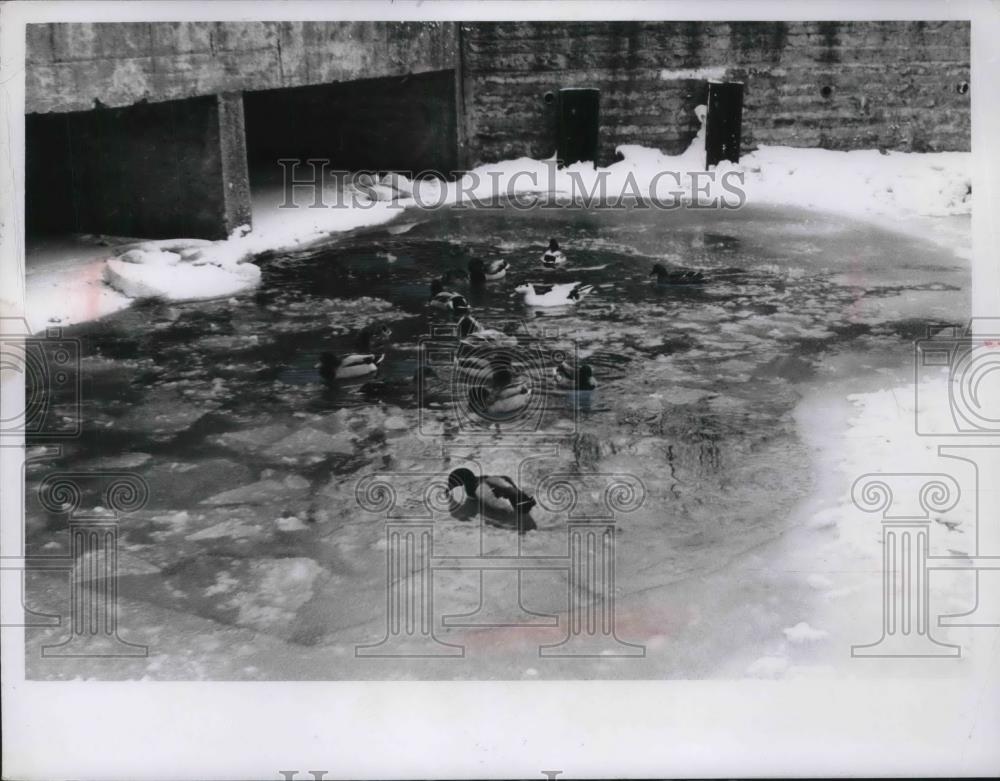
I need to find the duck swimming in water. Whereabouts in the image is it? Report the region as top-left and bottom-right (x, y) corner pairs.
(541, 238), (567, 268)
(515, 281), (594, 307)
(469, 258), (509, 283)
(447, 467), (538, 533)
(651, 263), (705, 286)
(428, 279), (470, 315)
(318, 351), (384, 381)
(457, 314), (518, 348)
(360, 364), (442, 400)
(553, 360), (597, 390)
(468, 366), (532, 417)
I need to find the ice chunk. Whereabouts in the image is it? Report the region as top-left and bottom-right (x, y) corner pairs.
(201, 475), (312, 506)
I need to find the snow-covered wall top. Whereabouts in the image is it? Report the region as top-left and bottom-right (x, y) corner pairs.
(25, 21), (460, 114)
(460, 20), (971, 163)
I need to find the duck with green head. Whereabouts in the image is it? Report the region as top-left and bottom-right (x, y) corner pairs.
(447, 467), (537, 532)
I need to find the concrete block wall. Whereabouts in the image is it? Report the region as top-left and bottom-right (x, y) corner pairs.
(460, 20), (971, 165)
(26, 21), (459, 114)
(24, 20), (970, 239)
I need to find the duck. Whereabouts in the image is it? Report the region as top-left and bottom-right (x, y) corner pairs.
(428, 279), (471, 315)
(553, 360), (597, 390)
(541, 238), (567, 267)
(360, 365), (442, 400)
(515, 281), (594, 307)
(357, 322), (392, 352)
(469, 258), (509, 283)
(651, 263), (705, 286)
(457, 314), (519, 348)
(468, 366), (532, 417)
(447, 468), (538, 533)
(318, 351), (384, 381)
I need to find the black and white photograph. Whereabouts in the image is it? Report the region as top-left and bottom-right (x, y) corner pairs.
(1, 1), (998, 778)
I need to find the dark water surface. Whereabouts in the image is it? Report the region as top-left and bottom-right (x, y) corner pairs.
(25, 202), (967, 679)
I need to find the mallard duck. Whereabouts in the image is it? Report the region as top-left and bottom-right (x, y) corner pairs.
(318, 351), (384, 381)
(651, 263), (705, 286)
(361, 365), (442, 399)
(469, 258), (509, 283)
(515, 281), (594, 307)
(428, 279), (470, 315)
(541, 238), (567, 267)
(553, 360), (597, 390)
(456, 314), (518, 348)
(468, 366), (532, 417)
(357, 323), (392, 352)
(447, 467), (538, 532)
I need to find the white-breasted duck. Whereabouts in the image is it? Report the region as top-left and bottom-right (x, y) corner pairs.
(469, 258), (509, 283)
(515, 281), (594, 307)
(447, 467), (538, 532)
(541, 238), (567, 267)
(468, 366), (532, 417)
(651, 263), (705, 286)
(318, 351), (384, 381)
(553, 360), (597, 390)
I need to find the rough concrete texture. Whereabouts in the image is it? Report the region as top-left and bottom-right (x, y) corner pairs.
(460, 20), (971, 164)
(26, 21), (459, 114)
(217, 92), (253, 234)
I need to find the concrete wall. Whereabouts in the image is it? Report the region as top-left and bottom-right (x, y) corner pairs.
(460, 20), (971, 165)
(24, 20), (970, 239)
(26, 21), (459, 114)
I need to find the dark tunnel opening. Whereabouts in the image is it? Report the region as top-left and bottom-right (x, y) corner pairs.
(242, 69), (459, 189)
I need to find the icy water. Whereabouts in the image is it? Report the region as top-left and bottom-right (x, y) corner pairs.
(24, 203), (968, 679)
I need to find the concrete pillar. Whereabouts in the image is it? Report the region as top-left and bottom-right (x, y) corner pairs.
(28, 92), (251, 240)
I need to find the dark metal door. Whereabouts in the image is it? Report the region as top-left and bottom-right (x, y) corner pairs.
(557, 88), (600, 166)
(705, 81), (744, 167)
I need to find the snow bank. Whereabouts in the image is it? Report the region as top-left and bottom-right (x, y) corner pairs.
(737, 146), (971, 218)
